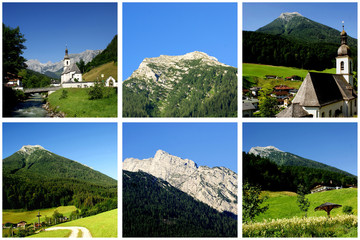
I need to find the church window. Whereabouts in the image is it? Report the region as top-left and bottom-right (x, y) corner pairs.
(340, 61), (344, 70)
(321, 112), (325, 117)
(329, 110), (332, 117)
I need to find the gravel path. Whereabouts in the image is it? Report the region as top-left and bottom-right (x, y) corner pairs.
(45, 226), (92, 238)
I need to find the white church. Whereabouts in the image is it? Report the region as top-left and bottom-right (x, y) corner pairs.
(60, 47), (117, 88)
(276, 25), (357, 118)
(61, 48), (83, 84)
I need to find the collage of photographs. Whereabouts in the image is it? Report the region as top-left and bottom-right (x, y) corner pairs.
(0, 0), (358, 239)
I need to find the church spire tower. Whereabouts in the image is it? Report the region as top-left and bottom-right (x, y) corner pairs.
(336, 21), (353, 86)
(63, 46), (70, 68)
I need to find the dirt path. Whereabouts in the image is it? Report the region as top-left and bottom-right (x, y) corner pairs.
(45, 226), (92, 238)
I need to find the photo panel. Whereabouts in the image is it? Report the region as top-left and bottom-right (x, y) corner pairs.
(3, 2), (118, 118)
(2, 122), (118, 237)
(242, 2), (357, 118)
(242, 122), (357, 237)
(123, 2), (238, 117)
(122, 122), (238, 237)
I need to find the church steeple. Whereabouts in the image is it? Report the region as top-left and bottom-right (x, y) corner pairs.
(63, 46), (70, 67)
(336, 22), (353, 86)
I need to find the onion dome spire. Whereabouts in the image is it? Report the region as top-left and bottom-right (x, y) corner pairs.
(338, 21), (351, 56)
(64, 45), (70, 60)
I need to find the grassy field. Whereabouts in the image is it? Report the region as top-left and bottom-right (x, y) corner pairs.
(244, 188), (357, 237)
(47, 88), (117, 117)
(243, 63), (336, 89)
(255, 188), (357, 222)
(83, 61), (117, 82)
(54, 209), (117, 238)
(243, 215), (357, 237)
(27, 229), (71, 238)
(3, 206), (77, 224)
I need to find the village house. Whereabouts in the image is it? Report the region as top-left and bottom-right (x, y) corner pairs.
(276, 25), (357, 118)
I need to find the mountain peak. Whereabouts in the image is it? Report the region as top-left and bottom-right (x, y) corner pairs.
(123, 150), (237, 215)
(249, 146), (283, 158)
(279, 12), (303, 21)
(19, 145), (46, 154)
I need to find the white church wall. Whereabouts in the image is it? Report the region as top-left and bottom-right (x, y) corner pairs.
(318, 101), (344, 117)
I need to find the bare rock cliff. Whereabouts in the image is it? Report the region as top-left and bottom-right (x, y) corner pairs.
(123, 150), (238, 215)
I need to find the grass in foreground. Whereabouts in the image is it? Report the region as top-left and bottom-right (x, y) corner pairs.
(3, 206), (77, 224)
(55, 209), (117, 238)
(255, 188), (357, 222)
(47, 88), (117, 117)
(243, 215), (357, 237)
(27, 229), (71, 238)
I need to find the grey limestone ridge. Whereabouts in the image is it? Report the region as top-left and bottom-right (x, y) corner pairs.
(18, 145), (46, 154)
(279, 12), (303, 22)
(249, 146), (283, 158)
(123, 150), (238, 215)
(25, 49), (102, 74)
(124, 51), (231, 90)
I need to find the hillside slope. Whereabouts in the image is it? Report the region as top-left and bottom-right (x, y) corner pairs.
(255, 188), (357, 221)
(3, 145), (117, 210)
(82, 61), (117, 82)
(249, 146), (354, 177)
(256, 12), (357, 46)
(123, 170), (237, 237)
(84, 35), (117, 73)
(123, 51), (237, 117)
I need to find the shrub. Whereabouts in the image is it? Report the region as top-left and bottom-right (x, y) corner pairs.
(59, 89), (68, 100)
(88, 83), (103, 100)
(343, 205), (353, 215)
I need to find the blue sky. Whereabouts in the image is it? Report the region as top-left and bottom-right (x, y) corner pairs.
(243, 123), (357, 176)
(123, 3), (237, 80)
(243, 2), (357, 38)
(3, 123), (118, 180)
(3, 3), (117, 63)
(123, 123), (237, 173)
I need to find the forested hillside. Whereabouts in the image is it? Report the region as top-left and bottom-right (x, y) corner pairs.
(3, 146), (117, 216)
(123, 63), (237, 117)
(83, 35), (117, 73)
(243, 152), (357, 193)
(123, 170), (237, 237)
(243, 31), (357, 71)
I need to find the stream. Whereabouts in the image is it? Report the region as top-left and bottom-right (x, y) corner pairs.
(11, 93), (50, 117)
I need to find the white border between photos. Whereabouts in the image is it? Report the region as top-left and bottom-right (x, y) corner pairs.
(0, 0), (359, 239)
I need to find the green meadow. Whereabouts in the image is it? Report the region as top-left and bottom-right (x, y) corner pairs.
(55, 209), (117, 237)
(47, 88), (117, 117)
(243, 188), (357, 237)
(26, 209), (117, 238)
(243, 63), (336, 89)
(256, 188), (357, 221)
(3, 206), (77, 224)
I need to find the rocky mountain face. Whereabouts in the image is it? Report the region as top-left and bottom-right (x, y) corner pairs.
(123, 150), (238, 215)
(26, 49), (102, 75)
(256, 12), (357, 46)
(123, 51), (237, 117)
(125, 51), (229, 85)
(249, 146), (354, 177)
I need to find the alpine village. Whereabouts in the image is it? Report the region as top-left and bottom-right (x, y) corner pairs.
(243, 12), (357, 118)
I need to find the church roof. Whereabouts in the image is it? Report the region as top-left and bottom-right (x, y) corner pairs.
(63, 62), (81, 74)
(292, 72), (356, 107)
(276, 103), (312, 118)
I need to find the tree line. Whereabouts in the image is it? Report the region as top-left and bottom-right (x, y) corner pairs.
(243, 31), (357, 71)
(243, 152), (357, 193)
